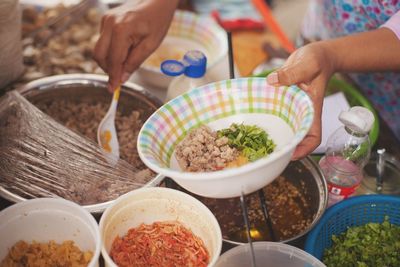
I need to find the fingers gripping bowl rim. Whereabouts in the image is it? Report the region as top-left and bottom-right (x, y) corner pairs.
(254, 71), (379, 149)
(137, 77), (315, 198)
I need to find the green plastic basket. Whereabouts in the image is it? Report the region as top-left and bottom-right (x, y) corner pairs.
(254, 71), (379, 149)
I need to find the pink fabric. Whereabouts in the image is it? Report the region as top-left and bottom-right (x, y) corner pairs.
(382, 11), (400, 40)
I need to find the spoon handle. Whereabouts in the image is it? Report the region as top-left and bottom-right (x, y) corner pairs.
(108, 86), (121, 113)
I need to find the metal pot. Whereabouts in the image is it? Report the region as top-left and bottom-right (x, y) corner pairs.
(164, 156), (328, 245)
(0, 74), (164, 213)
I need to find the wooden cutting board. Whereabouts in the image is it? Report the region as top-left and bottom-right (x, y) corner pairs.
(232, 30), (282, 77)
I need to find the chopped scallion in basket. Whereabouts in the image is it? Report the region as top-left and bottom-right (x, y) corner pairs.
(323, 217), (400, 267)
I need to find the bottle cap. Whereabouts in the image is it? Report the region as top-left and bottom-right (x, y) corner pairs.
(339, 106), (375, 134)
(160, 60), (185, 76)
(183, 50), (207, 78)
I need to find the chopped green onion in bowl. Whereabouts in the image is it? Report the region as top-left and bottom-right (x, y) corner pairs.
(217, 123), (276, 162)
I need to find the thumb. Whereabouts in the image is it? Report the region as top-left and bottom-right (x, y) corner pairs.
(266, 62), (316, 86)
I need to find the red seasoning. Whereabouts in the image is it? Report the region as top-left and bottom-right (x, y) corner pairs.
(110, 221), (209, 267)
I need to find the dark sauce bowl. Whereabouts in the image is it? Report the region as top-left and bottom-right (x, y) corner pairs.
(163, 156), (327, 245)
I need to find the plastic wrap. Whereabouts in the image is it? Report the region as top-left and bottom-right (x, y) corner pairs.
(0, 91), (155, 205)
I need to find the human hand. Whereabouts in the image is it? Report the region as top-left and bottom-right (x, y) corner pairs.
(94, 0), (179, 92)
(266, 42), (336, 160)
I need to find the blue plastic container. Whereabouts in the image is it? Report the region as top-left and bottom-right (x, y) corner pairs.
(304, 194), (400, 260)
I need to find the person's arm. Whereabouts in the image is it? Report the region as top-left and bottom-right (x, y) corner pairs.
(267, 16), (400, 159)
(94, 0), (179, 92)
(324, 28), (400, 73)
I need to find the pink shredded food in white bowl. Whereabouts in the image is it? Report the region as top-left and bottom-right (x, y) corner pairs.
(99, 187), (222, 267)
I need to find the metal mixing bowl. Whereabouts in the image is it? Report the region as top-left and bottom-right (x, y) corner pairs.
(0, 74), (163, 213)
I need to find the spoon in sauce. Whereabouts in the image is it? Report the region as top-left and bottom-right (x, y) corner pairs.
(97, 86), (121, 161)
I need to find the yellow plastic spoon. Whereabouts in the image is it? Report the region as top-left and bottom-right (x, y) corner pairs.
(97, 86), (121, 160)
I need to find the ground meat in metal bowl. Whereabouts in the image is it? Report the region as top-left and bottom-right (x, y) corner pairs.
(35, 99), (148, 170)
(0, 92), (157, 206)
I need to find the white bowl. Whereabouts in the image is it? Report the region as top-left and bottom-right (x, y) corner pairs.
(0, 198), (101, 267)
(99, 187), (222, 267)
(136, 10), (228, 88)
(215, 242), (325, 267)
(137, 77), (315, 198)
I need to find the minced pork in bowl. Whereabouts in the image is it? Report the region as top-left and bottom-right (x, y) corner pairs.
(0, 74), (162, 213)
(138, 77), (314, 198)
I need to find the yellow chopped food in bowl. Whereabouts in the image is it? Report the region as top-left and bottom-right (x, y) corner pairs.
(1, 240), (93, 267)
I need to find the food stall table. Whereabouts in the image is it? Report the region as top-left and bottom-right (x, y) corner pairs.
(1, 1), (400, 264)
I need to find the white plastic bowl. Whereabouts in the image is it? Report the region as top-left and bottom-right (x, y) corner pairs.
(136, 10), (227, 88)
(99, 187), (222, 267)
(215, 242), (325, 267)
(137, 77), (315, 198)
(0, 198), (101, 267)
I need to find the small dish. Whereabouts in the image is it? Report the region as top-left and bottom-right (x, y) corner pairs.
(0, 198), (101, 267)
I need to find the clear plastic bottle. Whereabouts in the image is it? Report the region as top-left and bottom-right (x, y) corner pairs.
(319, 106), (375, 207)
(161, 50), (211, 101)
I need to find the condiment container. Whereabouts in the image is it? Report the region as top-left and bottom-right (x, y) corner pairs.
(215, 241), (325, 267)
(99, 187), (222, 267)
(0, 198), (101, 267)
(319, 106), (374, 207)
(161, 50), (211, 101)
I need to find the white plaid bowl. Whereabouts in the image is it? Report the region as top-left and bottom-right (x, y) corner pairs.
(138, 77), (314, 198)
